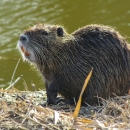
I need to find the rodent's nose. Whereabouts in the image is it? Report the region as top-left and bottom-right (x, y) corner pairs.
(19, 34), (28, 43)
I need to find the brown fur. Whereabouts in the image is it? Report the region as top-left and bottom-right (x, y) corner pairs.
(18, 24), (130, 105)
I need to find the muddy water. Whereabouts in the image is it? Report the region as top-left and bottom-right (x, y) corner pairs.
(0, 0), (130, 90)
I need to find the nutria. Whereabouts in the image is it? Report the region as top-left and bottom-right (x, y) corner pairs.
(17, 23), (130, 105)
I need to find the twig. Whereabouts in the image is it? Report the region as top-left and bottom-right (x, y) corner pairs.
(22, 77), (29, 91)
(11, 119), (29, 130)
(21, 96), (34, 124)
(113, 93), (130, 108)
(9, 59), (21, 86)
(14, 111), (53, 130)
(5, 75), (23, 90)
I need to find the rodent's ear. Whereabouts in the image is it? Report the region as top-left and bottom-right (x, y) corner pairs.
(57, 27), (64, 37)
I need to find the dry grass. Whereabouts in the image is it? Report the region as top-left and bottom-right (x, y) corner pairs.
(0, 88), (130, 130)
(0, 70), (130, 129)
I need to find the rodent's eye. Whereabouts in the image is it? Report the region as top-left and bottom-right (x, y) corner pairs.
(41, 31), (48, 35)
(57, 27), (64, 37)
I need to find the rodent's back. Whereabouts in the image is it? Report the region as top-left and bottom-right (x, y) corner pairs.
(58, 24), (130, 104)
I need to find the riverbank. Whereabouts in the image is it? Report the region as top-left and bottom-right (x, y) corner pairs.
(0, 88), (130, 129)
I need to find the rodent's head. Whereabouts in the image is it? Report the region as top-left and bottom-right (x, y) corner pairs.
(17, 23), (69, 64)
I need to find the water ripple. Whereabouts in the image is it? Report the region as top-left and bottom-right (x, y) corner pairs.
(0, 0), (130, 90)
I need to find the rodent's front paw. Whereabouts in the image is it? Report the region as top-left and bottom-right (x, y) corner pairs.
(47, 98), (57, 105)
(47, 98), (64, 105)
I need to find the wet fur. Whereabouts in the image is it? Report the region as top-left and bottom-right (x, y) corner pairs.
(19, 24), (130, 105)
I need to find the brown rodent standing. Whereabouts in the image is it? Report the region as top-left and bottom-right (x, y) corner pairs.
(17, 24), (130, 105)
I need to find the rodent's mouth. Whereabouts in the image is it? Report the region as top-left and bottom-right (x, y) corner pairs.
(18, 41), (36, 62)
(18, 41), (30, 58)
(20, 46), (30, 57)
